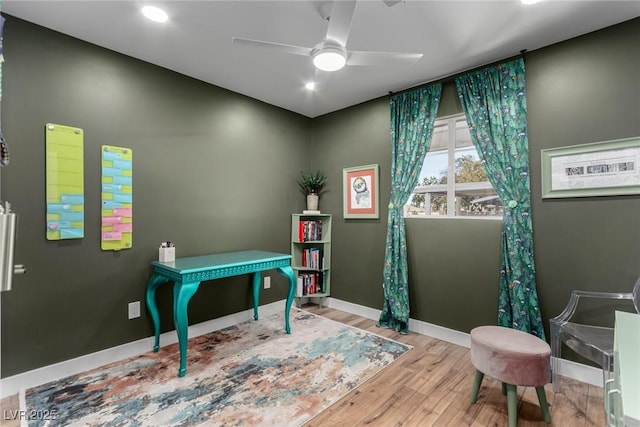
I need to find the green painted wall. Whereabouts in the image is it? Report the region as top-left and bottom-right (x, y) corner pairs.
(307, 97), (391, 309)
(2, 15), (638, 377)
(0, 17), (311, 377)
(526, 18), (640, 333)
(311, 18), (640, 336)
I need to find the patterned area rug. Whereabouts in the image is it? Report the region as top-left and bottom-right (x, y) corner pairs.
(26, 309), (411, 426)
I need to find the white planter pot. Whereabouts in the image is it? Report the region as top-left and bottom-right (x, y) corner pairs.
(306, 194), (319, 211)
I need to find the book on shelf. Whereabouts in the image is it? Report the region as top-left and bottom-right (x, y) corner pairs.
(301, 247), (323, 269)
(297, 271), (325, 296)
(297, 219), (323, 242)
(296, 276), (303, 297)
(302, 210), (321, 214)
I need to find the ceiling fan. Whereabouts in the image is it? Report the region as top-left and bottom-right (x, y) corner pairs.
(232, 0), (422, 72)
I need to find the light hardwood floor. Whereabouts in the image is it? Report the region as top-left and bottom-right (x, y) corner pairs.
(0, 305), (605, 427)
(302, 305), (605, 427)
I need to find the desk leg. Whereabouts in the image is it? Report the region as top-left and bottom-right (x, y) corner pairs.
(252, 272), (261, 321)
(276, 266), (296, 334)
(173, 280), (201, 377)
(145, 273), (170, 352)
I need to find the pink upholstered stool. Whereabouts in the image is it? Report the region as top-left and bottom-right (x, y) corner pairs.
(469, 326), (551, 427)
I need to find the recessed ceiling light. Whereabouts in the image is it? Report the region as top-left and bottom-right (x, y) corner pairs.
(142, 6), (169, 23)
(305, 82), (316, 91)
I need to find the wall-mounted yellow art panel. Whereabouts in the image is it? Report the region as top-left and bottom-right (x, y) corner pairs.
(45, 123), (84, 240)
(101, 145), (133, 251)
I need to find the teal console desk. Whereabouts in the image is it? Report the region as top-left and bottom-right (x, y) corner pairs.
(145, 250), (296, 377)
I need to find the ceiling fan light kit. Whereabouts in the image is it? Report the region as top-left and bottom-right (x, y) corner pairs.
(232, 0), (423, 75)
(313, 46), (347, 72)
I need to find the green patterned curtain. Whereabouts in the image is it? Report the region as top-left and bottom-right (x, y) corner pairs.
(378, 84), (441, 334)
(455, 58), (545, 339)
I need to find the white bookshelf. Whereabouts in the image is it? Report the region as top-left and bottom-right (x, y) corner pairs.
(291, 214), (331, 306)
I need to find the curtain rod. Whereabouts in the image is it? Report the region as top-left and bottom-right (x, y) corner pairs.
(387, 50), (527, 97)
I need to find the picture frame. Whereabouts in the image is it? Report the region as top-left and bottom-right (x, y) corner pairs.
(343, 164), (379, 219)
(541, 136), (640, 199)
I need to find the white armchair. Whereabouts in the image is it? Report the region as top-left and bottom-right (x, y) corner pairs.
(550, 277), (640, 392)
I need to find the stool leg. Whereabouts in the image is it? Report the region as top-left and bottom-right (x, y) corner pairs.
(506, 383), (518, 427)
(502, 382), (507, 395)
(535, 386), (552, 423)
(470, 369), (484, 403)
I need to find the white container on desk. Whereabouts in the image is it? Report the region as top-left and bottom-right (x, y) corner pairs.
(159, 247), (175, 262)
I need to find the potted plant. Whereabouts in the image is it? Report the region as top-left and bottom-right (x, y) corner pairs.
(297, 170), (327, 211)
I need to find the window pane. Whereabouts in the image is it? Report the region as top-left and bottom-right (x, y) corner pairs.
(454, 147), (488, 183)
(455, 120), (473, 149)
(405, 192), (447, 216)
(455, 189), (503, 217)
(405, 196), (426, 216)
(426, 192), (447, 216)
(420, 150), (448, 185)
(430, 123), (449, 151)
(405, 114), (502, 219)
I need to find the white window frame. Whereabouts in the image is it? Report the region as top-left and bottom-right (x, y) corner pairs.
(406, 114), (502, 219)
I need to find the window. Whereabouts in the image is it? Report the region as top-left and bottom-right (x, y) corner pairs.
(405, 114), (503, 218)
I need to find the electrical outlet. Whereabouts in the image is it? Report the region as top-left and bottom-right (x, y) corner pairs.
(128, 301), (141, 319)
(263, 276), (271, 289)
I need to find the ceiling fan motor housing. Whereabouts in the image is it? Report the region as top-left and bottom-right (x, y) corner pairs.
(312, 41), (348, 71)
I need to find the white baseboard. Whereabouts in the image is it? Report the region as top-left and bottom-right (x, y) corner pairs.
(326, 297), (470, 347)
(0, 300), (287, 398)
(1, 298), (604, 398)
(325, 297), (381, 320)
(326, 297), (603, 388)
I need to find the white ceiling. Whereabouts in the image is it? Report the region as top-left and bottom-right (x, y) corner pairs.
(3, 1), (639, 118)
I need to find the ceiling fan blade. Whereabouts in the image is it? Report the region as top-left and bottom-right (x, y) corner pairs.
(232, 37), (312, 57)
(347, 51), (423, 66)
(325, 0), (357, 46)
(382, 0), (403, 6)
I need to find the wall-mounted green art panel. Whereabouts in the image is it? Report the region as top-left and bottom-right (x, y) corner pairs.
(45, 123), (84, 240)
(101, 145), (133, 251)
